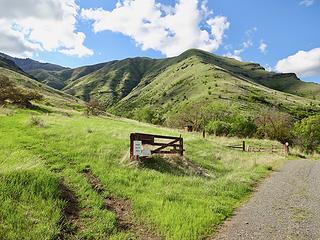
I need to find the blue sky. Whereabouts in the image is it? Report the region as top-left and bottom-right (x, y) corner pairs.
(1, 0), (319, 82)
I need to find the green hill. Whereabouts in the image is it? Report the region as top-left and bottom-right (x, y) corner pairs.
(0, 52), (67, 72)
(110, 50), (320, 117)
(3, 49), (320, 120)
(0, 56), (81, 109)
(0, 52), (69, 90)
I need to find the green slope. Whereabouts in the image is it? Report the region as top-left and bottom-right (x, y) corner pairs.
(0, 52), (67, 72)
(5, 49), (320, 119)
(0, 60), (81, 109)
(28, 49), (320, 102)
(107, 50), (320, 120)
(0, 109), (287, 239)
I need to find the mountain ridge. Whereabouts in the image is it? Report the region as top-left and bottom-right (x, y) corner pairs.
(1, 49), (319, 120)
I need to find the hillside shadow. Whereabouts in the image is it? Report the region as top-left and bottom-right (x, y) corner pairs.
(139, 155), (211, 177)
(140, 156), (187, 176)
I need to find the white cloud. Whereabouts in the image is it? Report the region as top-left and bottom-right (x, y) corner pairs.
(299, 0), (314, 7)
(224, 27), (257, 61)
(81, 0), (230, 57)
(259, 40), (267, 54)
(0, 0), (93, 57)
(224, 52), (242, 61)
(275, 48), (320, 77)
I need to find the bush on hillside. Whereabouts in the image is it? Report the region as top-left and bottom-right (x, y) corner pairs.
(293, 114), (320, 153)
(0, 75), (43, 108)
(167, 101), (235, 131)
(134, 106), (164, 125)
(230, 116), (257, 138)
(255, 109), (293, 143)
(30, 116), (45, 128)
(86, 98), (105, 116)
(206, 120), (232, 136)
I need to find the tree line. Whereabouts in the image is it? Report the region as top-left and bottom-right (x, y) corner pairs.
(134, 101), (320, 154)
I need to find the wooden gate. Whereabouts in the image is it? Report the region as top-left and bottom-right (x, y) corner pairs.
(130, 133), (184, 160)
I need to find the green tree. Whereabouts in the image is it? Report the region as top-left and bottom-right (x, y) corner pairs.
(206, 120), (232, 136)
(230, 116), (257, 138)
(293, 114), (320, 153)
(134, 106), (164, 125)
(255, 109), (293, 143)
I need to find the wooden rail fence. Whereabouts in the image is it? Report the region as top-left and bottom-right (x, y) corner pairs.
(227, 141), (290, 155)
(130, 133), (184, 160)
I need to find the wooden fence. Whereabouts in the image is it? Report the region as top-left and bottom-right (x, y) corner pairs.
(130, 133), (184, 160)
(227, 141), (290, 155)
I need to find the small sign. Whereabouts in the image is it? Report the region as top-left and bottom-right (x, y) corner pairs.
(133, 141), (142, 156)
(142, 149), (152, 157)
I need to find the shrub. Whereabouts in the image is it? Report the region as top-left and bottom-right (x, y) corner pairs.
(255, 109), (293, 143)
(86, 98), (105, 116)
(206, 120), (232, 136)
(134, 106), (164, 125)
(30, 116), (45, 128)
(0, 75), (43, 108)
(293, 114), (320, 153)
(167, 101), (236, 132)
(230, 116), (257, 138)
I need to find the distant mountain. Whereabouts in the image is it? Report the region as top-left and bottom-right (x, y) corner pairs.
(0, 54), (80, 108)
(0, 52), (67, 72)
(0, 52), (71, 90)
(2, 49), (319, 119)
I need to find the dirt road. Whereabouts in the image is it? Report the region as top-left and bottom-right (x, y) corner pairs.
(213, 160), (320, 240)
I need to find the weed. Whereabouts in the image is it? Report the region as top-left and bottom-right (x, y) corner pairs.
(30, 116), (45, 127)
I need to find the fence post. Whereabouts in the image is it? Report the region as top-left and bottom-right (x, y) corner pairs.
(130, 133), (134, 160)
(179, 135), (184, 156)
(284, 142), (289, 155)
(242, 141), (246, 152)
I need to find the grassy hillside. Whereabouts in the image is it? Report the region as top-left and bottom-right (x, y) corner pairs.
(110, 50), (320, 120)
(0, 56), (32, 77)
(0, 107), (288, 240)
(22, 49), (319, 121)
(3, 49), (319, 122)
(0, 52), (69, 90)
(0, 52), (67, 72)
(0, 65), (82, 109)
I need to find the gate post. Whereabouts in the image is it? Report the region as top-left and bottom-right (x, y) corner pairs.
(130, 133), (135, 160)
(179, 135), (184, 156)
(284, 142), (289, 156)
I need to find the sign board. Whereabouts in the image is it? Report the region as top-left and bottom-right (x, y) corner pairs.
(142, 149), (152, 157)
(133, 140), (142, 156)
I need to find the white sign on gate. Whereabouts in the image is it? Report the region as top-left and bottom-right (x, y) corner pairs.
(133, 140), (142, 156)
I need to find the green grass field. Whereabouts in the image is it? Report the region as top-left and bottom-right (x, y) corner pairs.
(0, 106), (288, 239)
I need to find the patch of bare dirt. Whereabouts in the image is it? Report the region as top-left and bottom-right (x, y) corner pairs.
(82, 167), (161, 239)
(57, 181), (81, 240)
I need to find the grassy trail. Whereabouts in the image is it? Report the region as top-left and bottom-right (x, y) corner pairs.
(0, 109), (286, 239)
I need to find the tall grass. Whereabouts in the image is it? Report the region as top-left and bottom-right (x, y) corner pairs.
(0, 110), (287, 239)
(0, 170), (63, 240)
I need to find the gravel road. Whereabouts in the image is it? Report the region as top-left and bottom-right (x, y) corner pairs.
(213, 160), (320, 240)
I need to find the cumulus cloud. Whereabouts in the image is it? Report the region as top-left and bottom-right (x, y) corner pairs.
(259, 40), (267, 54)
(0, 0), (93, 57)
(299, 0), (314, 7)
(81, 0), (230, 57)
(275, 48), (320, 77)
